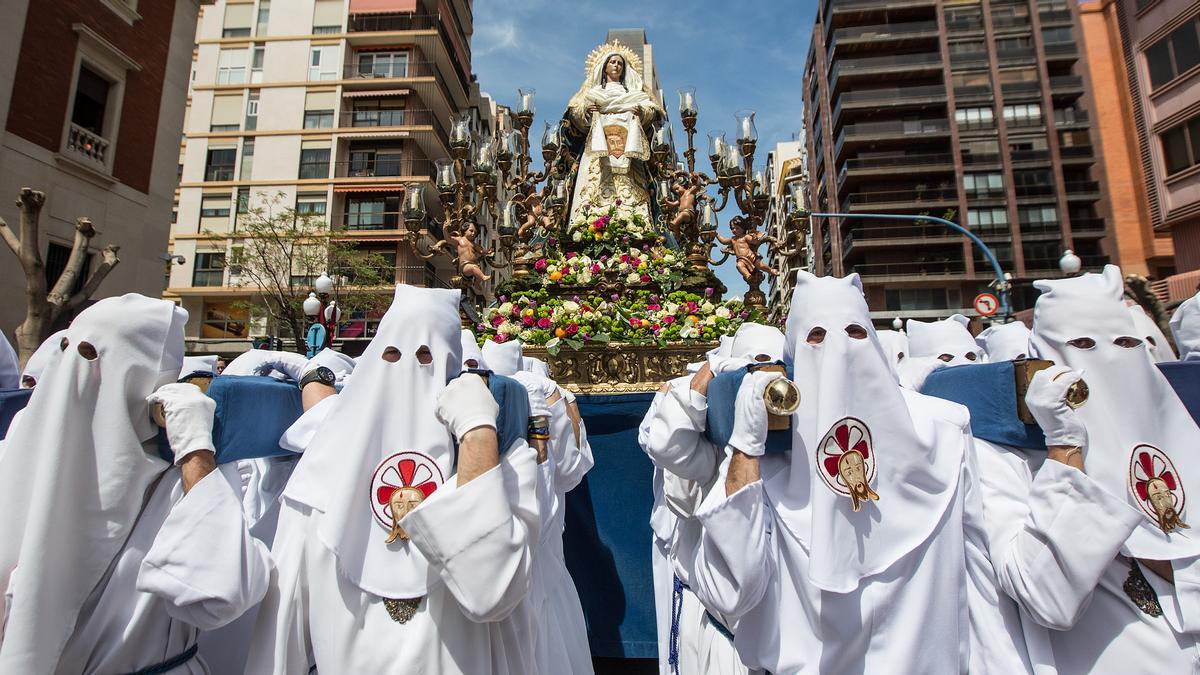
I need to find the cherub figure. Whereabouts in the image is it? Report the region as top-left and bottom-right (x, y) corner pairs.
(666, 180), (703, 242)
(443, 223), (492, 286)
(717, 217), (778, 283)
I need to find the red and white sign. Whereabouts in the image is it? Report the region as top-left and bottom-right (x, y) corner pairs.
(973, 292), (999, 317)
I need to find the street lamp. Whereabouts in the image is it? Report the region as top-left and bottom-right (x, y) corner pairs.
(1059, 249), (1082, 275)
(892, 316), (904, 331)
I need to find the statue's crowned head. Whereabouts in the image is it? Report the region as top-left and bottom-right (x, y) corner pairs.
(581, 41), (645, 93)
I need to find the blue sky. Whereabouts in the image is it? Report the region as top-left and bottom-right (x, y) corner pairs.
(470, 0), (817, 298)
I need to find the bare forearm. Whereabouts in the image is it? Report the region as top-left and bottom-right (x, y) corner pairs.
(301, 382), (336, 411)
(457, 426), (500, 486)
(726, 450), (760, 496)
(1046, 445), (1085, 473)
(180, 451), (217, 493)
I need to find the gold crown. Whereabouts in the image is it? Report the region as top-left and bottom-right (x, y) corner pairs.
(584, 41), (644, 79)
(602, 124), (628, 137)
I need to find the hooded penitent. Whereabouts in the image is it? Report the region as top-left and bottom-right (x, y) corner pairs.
(1030, 265), (1200, 559)
(482, 340), (523, 377)
(975, 321), (1031, 362)
(729, 323), (786, 362)
(774, 272), (961, 593)
(19, 330), (67, 388)
(907, 314), (985, 365)
(0, 295), (186, 673)
(282, 285), (465, 599)
(461, 330), (488, 370)
(522, 356), (551, 378)
(1128, 303), (1177, 363)
(1170, 291), (1200, 361)
(874, 329), (909, 375)
(179, 354), (218, 378)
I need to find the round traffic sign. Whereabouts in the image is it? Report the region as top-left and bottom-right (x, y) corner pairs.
(974, 292), (999, 317)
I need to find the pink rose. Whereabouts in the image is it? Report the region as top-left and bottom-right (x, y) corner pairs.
(566, 323), (580, 335)
(522, 316), (535, 328)
(664, 315), (675, 324)
(495, 333), (508, 343)
(640, 274), (651, 283)
(534, 259), (548, 272)
(491, 315), (504, 327)
(537, 317), (551, 330)
(591, 264), (602, 274)
(629, 318), (641, 328)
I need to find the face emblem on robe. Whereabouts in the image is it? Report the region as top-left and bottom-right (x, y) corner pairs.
(817, 417), (880, 512)
(1130, 445), (1189, 534)
(371, 452), (444, 544)
(604, 124), (627, 159)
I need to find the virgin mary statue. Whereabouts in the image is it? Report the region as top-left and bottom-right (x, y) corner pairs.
(564, 42), (664, 230)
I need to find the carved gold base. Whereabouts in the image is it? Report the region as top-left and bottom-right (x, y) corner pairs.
(525, 341), (718, 394)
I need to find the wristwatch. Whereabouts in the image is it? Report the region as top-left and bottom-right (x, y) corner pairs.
(298, 366), (336, 390)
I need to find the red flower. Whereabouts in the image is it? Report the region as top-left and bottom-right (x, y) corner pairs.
(537, 317), (552, 330)
(495, 333), (509, 343)
(640, 274), (651, 283)
(664, 315), (675, 324)
(522, 316), (535, 327)
(491, 315), (504, 327)
(376, 457), (439, 506)
(566, 323), (580, 335)
(629, 318), (641, 328)
(534, 259), (548, 272)
(591, 264), (602, 274)
(823, 422), (870, 478)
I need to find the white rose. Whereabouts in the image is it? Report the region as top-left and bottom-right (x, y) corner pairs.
(627, 272), (641, 284)
(572, 231), (582, 242)
(665, 303), (679, 314)
(501, 321), (519, 335)
(701, 301), (715, 313)
(562, 300), (580, 313)
(519, 329), (534, 341)
(704, 316), (717, 326)
(498, 302), (513, 316)
(578, 271), (592, 284)
(680, 325), (699, 339)
(716, 307), (731, 319)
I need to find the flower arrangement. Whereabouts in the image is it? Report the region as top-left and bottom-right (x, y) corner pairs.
(477, 287), (762, 355)
(569, 201), (654, 246)
(531, 245), (687, 291)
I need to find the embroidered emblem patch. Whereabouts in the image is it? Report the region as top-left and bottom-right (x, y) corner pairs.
(370, 452), (444, 536)
(1129, 444), (1189, 534)
(816, 417), (880, 512)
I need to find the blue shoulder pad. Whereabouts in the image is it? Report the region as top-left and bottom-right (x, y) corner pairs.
(922, 361), (1047, 451)
(1158, 361), (1200, 426)
(157, 375), (303, 464)
(463, 369), (529, 455)
(0, 388), (33, 440)
(704, 363), (793, 456)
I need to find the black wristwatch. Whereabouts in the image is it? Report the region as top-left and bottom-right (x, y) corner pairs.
(298, 366), (336, 390)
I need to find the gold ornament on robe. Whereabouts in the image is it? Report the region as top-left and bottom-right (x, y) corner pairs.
(839, 450), (880, 513)
(1146, 477), (1190, 534)
(385, 486), (427, 544)
(383, 597), (423, 624)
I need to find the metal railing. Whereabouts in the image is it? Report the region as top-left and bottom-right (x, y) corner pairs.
(347, 13), (439, 33)
(332, 158), (435, 179)
(849, 260), (966, 277)
(1050, 76), (1083, 91)
(842, 152), (955, 171)
(1059, 145), (1094, 159)
(844, 186), (959, 205)
(342, 60), (441, 80)
(836, 51), (943, 73)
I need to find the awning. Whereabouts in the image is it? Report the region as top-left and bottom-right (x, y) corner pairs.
(338, 235), (405, 242)
(349, 0), (418, 14)
(338, 131), (412, 139)
(342, 88), (410, 98)
(333, 184), (406, 193)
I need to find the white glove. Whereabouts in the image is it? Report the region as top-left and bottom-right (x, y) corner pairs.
(897, 355), (948, 392)
(558, 386), (576, 405)
(436, 373), (499, 441)
(147, 383), (216, 464)
(727, 370), (778, 457)
(511, 371), (554, 419)
(302, 348), (356, 386)
(1025, 365), (1088, 448)
(708, 355), (754, 375)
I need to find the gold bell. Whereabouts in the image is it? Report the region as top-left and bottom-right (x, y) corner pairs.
(751, 363), (800, 431)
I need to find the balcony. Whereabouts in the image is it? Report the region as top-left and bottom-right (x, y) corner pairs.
(997, 48), (1037, 65)
(963, 153), (1002, 166)
(841, 223), (964, 252)
(843, 185), (959, 211)
(1054, 109), (1089, 127)
(829, 20), (939, 57)
(991, 15), (1031, 31)
(1050, 76), (1084, 99)
(1010, 149), (1051, 164)
(839, 153), (955, 186)
(346, 12), (470, 102)
(1070, 217), (1106, 233)
(1001, 80), (1042, 99)
(332, 157), (435, 180)
(341, 60), (458, 120)
(1019, 221), (1064, 237)
(830, 51), (943, 90)
(834, 118), (950, 158)
(1039, 8), (1073, 24)
(849, 259), (967, 280)
(1063, 180), (1100, 200)
(1059, 145), (1094, 162)
(832, 84), (947, 123)
(954, 85), (993, 102)
(1043, 42), (1078, 61)
(65, 123), (110, 171)
(1014, 183), (1057, 198)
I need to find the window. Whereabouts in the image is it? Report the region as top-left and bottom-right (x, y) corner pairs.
(304, 109), (334, 129)
(235, 187), (250, 229)
(313, 0), (343, 33)
(1019, 205), (1059, 233)
(962, 139), (1000, 160)
(223, 3), (252, 37)
(963, 172), (1004, 197)
(205, 147), (236, 181)
(1042, 27), (1073, 45)
(884, 287), (961, 312)
(210, 93), (242, 132)
(244, 91), (259, 130)
(955, 106), (994, 130)
(351, 98), (406, 127)
(1009, 135), (1049, 159)
(256, 1), (270, 35)
(344, 196), (400, 230)
(217, 49), (248, 85)
(1003, 103), (1043, 127)
(967, 207), (1010, 234)
(251, 46), (265, 83)
(299, 147), (330, 179)
(202, 302), (249, 338)
(44, 241), (91, 295)
(71, 66), (110, 136)
(296, 194), (327, 219)
(193, 253), (226, 287)
(348, 149), (402, 176)
(354, 51), (409, 79)
(1161, 113), (1200, 175)
(200, 195), (232, 232)
(308, 46), (339, 81)
(1023, 241), (1066, 269)
(1145, 18), (1200, 89)
(239, 139), (254, 179)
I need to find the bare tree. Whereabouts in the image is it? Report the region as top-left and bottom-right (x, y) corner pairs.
(0, 188), (120, 365)
(227, 192), (392, 352)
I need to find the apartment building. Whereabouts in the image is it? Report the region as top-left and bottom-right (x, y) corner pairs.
(0, 0), (199, 335)
(764, 138), (810, 319)
(168, 0), (492, 353)
(803, 0), (1110, 322)
(1098, 0), (1200, 300)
